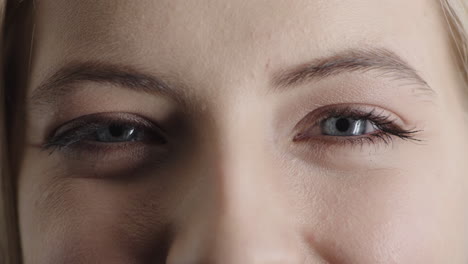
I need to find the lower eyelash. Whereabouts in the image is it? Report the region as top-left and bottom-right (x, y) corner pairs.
(304, 131), (417, 155)
(319, 132), (392, 148)
(319, 125), (423, 148)
(292, 105), (423, 149)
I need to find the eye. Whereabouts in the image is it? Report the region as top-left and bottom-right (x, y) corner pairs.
(96, 124), (142, 142)
(293, 105), (421, 145)
(41, 112), (171, 177)
(321, 117), (377, 136)
(43, 112), (167, 151)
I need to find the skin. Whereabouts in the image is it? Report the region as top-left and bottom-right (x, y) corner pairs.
(15, 0), (468, 263)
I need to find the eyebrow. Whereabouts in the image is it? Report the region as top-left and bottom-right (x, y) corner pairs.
(30, 47), (434, 109)
(30, 62), (188, 108)
(272, 47), (434, 95)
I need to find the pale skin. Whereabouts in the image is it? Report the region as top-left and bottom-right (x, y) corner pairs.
(15, 0), (468, 263)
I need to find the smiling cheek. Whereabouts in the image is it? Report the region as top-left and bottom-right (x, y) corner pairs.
(19, 143), (467, 264)
(281, 143), (464, 263)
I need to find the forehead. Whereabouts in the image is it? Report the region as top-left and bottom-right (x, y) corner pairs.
(30, 0), (446, 93)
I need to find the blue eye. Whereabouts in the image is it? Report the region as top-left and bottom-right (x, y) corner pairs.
(321, 117), (376, 136)
(43, 113), (167, 150)
(292, 105), (422, 146)
(95, 124), (142, 142)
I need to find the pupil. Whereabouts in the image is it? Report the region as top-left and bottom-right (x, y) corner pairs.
(335, 118), (350, 132)
(109, 125), (125, 138)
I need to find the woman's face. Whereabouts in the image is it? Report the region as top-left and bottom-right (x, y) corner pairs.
(16, 0), (468, 263)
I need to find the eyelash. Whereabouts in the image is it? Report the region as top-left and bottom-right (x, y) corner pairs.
(292, 106), (422, 147)
(42, 106), (422, 157)
(43, 113), (167, 154)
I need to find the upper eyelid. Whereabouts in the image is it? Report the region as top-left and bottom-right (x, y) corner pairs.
(49, 112), (161, 134)
(292, 104), (391, 131)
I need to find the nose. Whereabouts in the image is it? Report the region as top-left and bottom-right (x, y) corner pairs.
(165, 139), (307, 264)
(166, 181), (306, 263)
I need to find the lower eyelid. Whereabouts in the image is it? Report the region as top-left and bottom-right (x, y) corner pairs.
(59, 146), (170, 179)
(295, 131), (393, 145)
(289, 132), (401, 166)
(48, 140), (170, 166)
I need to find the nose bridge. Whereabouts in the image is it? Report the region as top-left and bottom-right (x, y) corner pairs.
(210, 99), (288, 238)
(166, 104), (306, 264)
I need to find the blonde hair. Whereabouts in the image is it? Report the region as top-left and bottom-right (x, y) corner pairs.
(0, 0), (467, 263)
(441, 0), (468, 86)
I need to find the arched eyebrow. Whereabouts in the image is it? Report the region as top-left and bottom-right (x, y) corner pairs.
(271, 47), (435, 95)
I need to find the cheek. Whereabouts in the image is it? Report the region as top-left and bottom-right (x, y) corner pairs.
(292, 164), (467, 263)
(18, 162), (175, 264)
(18, 136), (468, 264)
(29, 188), (172, 263)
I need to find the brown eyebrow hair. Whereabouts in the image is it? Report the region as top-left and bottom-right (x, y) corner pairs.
(30, 47), (435, 110)
(272, 47), (434, 95)
(30, 62), (189, 109)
